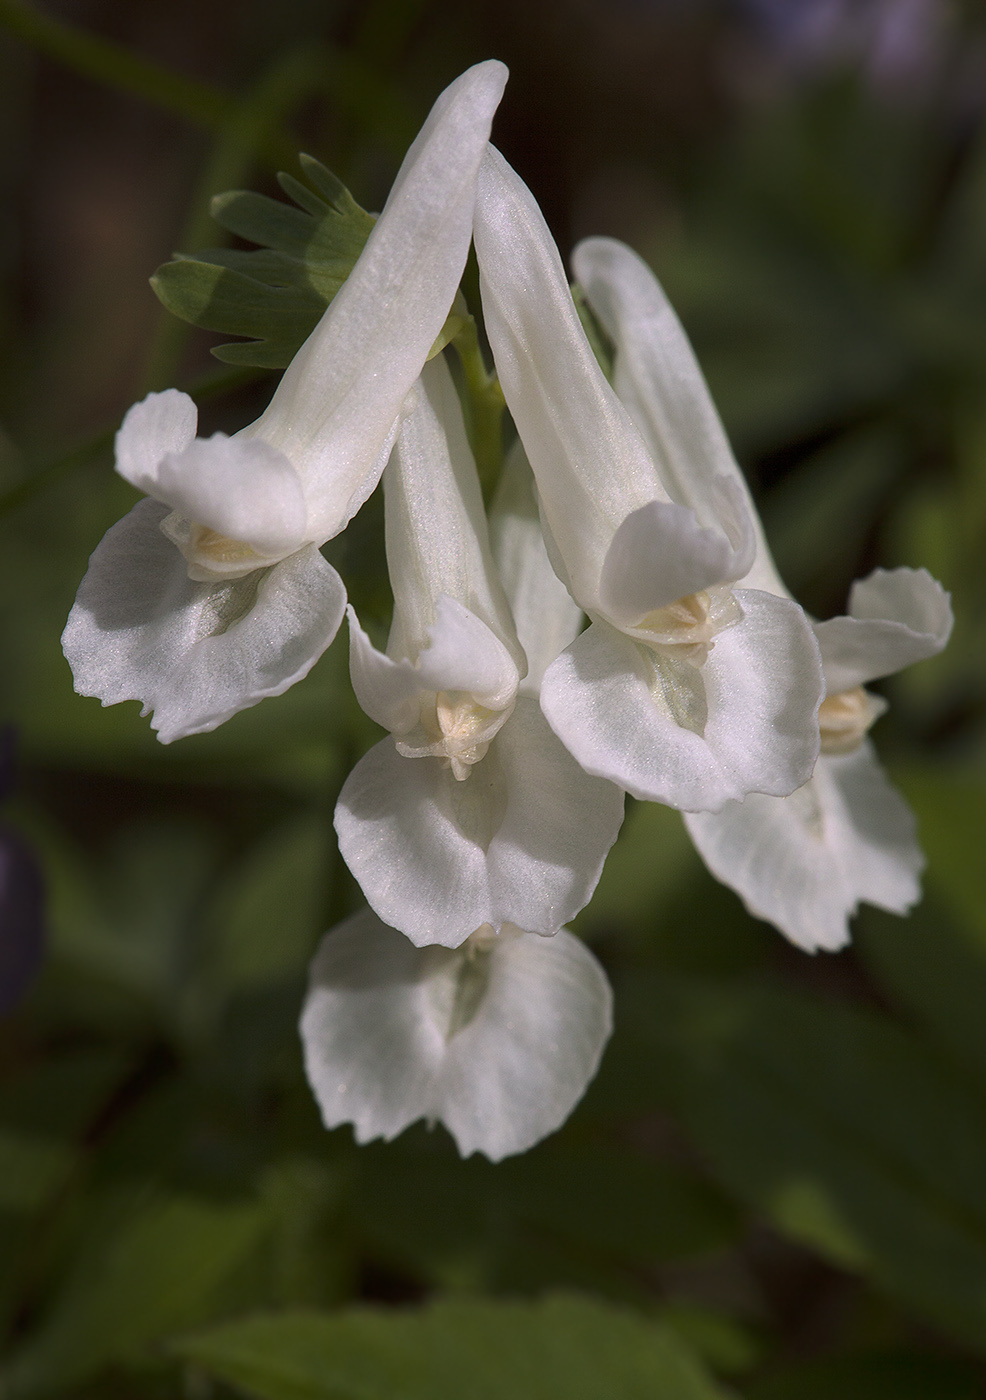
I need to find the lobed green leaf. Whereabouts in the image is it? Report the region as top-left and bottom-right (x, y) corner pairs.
(151, 155), (376, 368)
(174, 1295), (731, 1400)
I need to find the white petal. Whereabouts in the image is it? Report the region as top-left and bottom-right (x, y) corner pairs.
(598, 488), (753, 627)
(684, 743), (923, 952)
(572, 237), (787, 598)
(301, 911), (451, 1144)
(474, 146), (665, 612)
(62, 499), (345, 743)
(412, 596), (519, 709)
(347, 608), (425, 735)
(251, 62), (508, 540)
(155, 435), (308, 557)
(300, 912), (613, 1160)
(334, 736), (495, 947)
(540, 591), (823, 811)
(350, 594), (519, 729)
(814, 566), (953, 693)
(483, 698), (625, 932)
(438, 924), (612, 1159)
(488, 440), (584, 696)
(334, 699), (623, 945)
(384, 357), (524, 674)
(114, 389), (198, 493)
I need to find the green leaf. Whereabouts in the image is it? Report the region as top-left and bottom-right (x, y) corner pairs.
(3, 1190), (273, 1397)
(638, 974), (986, 1351)
(151, 155), (376, 368)
(208, 813), (331, 991)
(175, 1296), (731, 1400)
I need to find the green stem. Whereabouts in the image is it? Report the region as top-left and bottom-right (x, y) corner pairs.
(0, 366), (263, 518)
(0, 0), (234, 129)
(453, 316), (505, 499)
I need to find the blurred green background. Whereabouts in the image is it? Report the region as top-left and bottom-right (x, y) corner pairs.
(2, 0), (986, 1396)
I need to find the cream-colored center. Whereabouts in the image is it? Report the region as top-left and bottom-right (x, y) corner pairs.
(631, 586), (743, 666)
(160, 512), (269, 583)
(398, 690), (515, 781)
(818, 685), (886, 755)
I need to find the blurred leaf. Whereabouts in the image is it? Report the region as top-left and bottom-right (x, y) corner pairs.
(760, 426), (902, 604)
(657, 1302), (760, 1377)
(208, 813), (331, 992)
(0, 1127), (76, 1213)
(39, 815), (223, 1044)
(151, 156), (376, 368)
(641, 975), (986, 1351)
(353, 1135), (738, 1293)
(894, 771), (986, 950)
(175, 1295), (731, 1400)
(498, 1142), (738, 1266)
(257, 1158), (348, 1308)
(858, 895), (986, 1091)
(3, 1189), (273, 1397)
(745, 1350), (981, 1400)
(576, 799), (697, 934)
(0, 1047), (133, 1139)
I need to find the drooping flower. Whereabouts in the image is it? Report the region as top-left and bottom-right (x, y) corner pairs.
(334, 355), (624, 948)
(569, 235), (953, 950)
(62, 61), (508, 744)
(686, 566), (952, 950)
(473, 147), (825, 813)
(300, 909), (613, 1160)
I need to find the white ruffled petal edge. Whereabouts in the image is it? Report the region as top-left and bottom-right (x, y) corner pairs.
(814, 566), (953, 694)
(684, 742), (923, 952)
(114, 389), (198, 493)
(300, 910), (613, 1160)
(62, 498), (345, 743)
(540, 591), (823, 811)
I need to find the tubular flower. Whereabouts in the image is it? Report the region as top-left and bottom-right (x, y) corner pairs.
(568, 237), (953, 949)
(62, 60), (508, 743)
(473, 149), (824, 813)
(686, 566), (952, 951)
(300, 909), (613, 1161)
(334, 356), (624, 948)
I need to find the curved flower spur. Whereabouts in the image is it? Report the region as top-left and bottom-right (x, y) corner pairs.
(575, 237), (953, 950)
(334, 356), (624, 949)
(473, 146), (825, 813)
(62, 60), (508, 743)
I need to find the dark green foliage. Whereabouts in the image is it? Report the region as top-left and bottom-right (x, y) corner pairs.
(151, 157), (376, 368)
(174, 1296), (732, 1400)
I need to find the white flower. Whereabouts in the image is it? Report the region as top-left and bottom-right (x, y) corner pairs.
(473, 150), (825, 812)
(62, 60), (508, 743)
(686, 566), (953, 951)
(334, 355), (624, 948)
(300, 909), (613, 1160)
(563, 236), (953, 948)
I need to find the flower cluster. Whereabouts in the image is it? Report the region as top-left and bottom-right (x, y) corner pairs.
(62, 62), (951, 1160)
